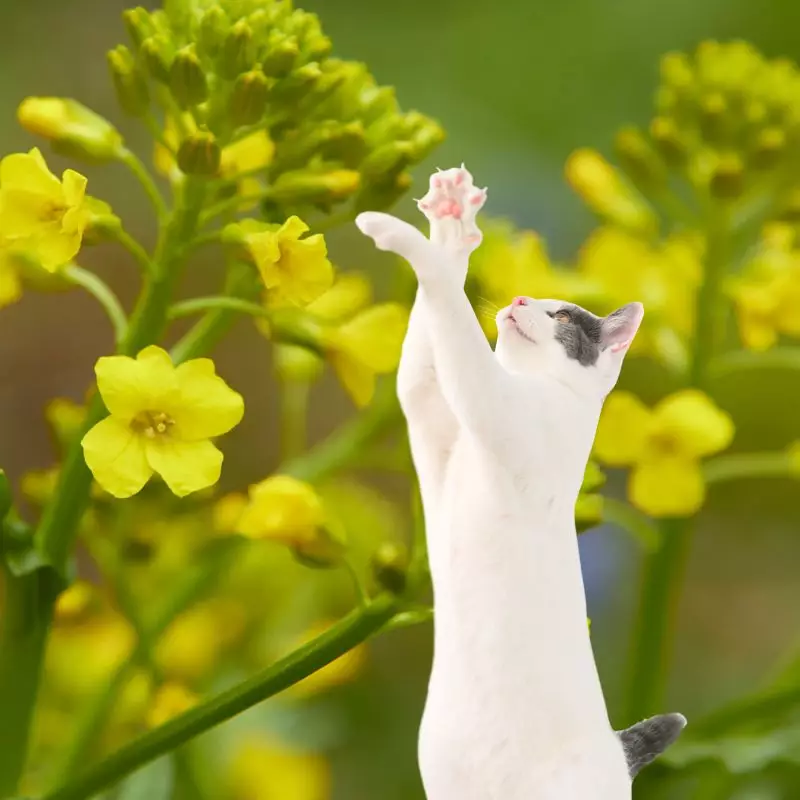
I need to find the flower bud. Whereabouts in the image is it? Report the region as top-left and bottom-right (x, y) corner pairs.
(108, 45), (150, 117)
(140, 35), (173, 84)
(361, 86), (398, 125)
(575, 494), (604, 534)
(170, 45), (208, 108)
(269, 169), (360, 205)
(614, 127), (667, 190)
(319, 121), (367, 166)
(354, 172), (412, 212)
(750, 127), (786, 169)
(274, 63), (322, 102)
(709, 153), (744, 198)
(83, 197), (123, 244)
(565, 148), (657, 233)
(262, 35), (299, 77)
(371, 542), (408, 595)
(45, 397), (86, 450)
(177, 130), (221, 176)
(650, 116), (689, 167)
(408, 120), (446, 161)
(360, 141), (413, 181)
(699, 92), (729, 142)
(198, 6), (230, 58)
(17, 97), (124, 162)
(122, 6), (156, 50)
(229, 69), (270, 128)
(219, 19), (255, 79)
(274, 343), (324, 383)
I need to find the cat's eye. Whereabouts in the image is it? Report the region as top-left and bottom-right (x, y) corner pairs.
(554, 310), (571, 323)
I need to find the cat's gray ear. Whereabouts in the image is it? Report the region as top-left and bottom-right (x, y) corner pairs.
(617, 712), (687, 778)
(600, 302), (644, 354)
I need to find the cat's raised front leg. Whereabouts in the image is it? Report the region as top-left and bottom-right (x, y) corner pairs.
(358, 168), (522, 456)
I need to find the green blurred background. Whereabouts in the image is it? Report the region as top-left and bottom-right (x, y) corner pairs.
(1, 1), (800, 798)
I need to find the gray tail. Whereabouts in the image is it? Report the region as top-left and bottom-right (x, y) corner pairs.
(617, 713), (687, 778)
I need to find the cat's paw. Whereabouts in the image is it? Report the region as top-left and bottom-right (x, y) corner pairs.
(417, 166), (487, 252)
(355, 211), (432, 263)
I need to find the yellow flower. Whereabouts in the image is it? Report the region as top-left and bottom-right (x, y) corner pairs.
(287, 621), (368, 697)
(577, 227), (701, 367)
(227, 737), (330, 800)
(220, 131), (275, 201)
(325, 303), (409, 406)
(81, 346), (244, 498)
(565, 148), (657, 233)
(0, 148), (90, 271)
(594, 389), (735, 517)
(728, 234), (800, 350)
(54, 581), (96, 623)
(230, 216), (333, 307)
(146, 682), (198, 728)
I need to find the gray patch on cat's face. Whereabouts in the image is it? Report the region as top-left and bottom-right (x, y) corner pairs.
(617, 713), (687, 778)
(549, 304), (603, 366)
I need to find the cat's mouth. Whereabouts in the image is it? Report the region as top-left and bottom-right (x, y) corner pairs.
(505, 314), (536, 344)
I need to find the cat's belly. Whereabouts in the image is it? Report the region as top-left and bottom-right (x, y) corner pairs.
(418, 442), (622, 796)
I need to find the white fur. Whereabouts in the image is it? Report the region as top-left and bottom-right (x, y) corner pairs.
(356, 166), (642, 800)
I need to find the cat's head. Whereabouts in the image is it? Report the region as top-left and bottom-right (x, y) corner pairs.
(494, 297), (643, 397)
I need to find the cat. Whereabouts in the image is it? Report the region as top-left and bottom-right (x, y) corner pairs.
(355, 165), (685, 800)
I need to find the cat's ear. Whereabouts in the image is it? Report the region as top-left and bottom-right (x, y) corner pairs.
(601, 302), (644, 354)
(617, 712), (687, 778)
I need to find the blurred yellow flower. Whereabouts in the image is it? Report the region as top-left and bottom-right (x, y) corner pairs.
(0, 148), (90, 271)
(0, 241), (24, 307)
(146, 682), (199, 728)
(81, 346), (244, 498)
(214, 491), (249, 533)
(728, 232), (800, 350)
(53, 581), (95, 623)
(577, 227), (701, 366)
(227, 737), (330, 800)
(594, 389), (734, 517)
(155, 600), (247, 683)
(236, 475), (333, 555)
(228, 216), (333, 307)
(565, 148), (657, 233)
(288, 621), (368, 697)
(325, 303), (409, 406)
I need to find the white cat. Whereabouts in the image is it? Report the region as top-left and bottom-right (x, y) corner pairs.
(356, 166), (685, 799)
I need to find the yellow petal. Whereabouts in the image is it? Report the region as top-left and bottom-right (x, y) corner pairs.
(81, 416), (152, 498)
(594, 391), (654, 466)
(629, 457), (705, 517)
(329, 352), (375, 407)
(170, 359), (244, 440)
(0, 191), (56, 238)
(30, 227), (82, 271)
(306, 273), (372, 321)
(95, 346), (178, 420)
(653, 389), (734, 458)
(237, 475), (325, 540)
(334, 303), (409, 372)
(0, 148), (62, 197)
(62, 169), (88, 208)
(278, 215), (310, 240)
(145, 438), (223, 497)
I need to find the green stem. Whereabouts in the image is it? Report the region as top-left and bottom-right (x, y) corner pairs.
(601, 496), (661, 551)
(709, 347), (800, 381)
(112, 228), (155, 276)
(703, 451), (797, 484)
(0, 181), (208, 798)
(199, 189), (273, 225)
(625, 205), (730, 721)
(63, 265), (128, 343)
(42, 595), (399, 800)
(119, 148), (168, 221)
(0, 565), (60, 797)
(169, 296), (269, 321)
(279, 380), (309, 461)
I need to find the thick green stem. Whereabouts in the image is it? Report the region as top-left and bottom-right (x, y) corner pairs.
(279, 380), (309, 461)
(0, 566), (60, 797)
(42, 595), (399, 800)
(625, 206), (730, 721)
(0, 180), (207, 798)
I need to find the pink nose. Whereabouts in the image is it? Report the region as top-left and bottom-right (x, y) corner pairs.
(512, 296), (527, 307)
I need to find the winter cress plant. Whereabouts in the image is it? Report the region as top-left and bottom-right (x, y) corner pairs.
(0, 7), (797, 798)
